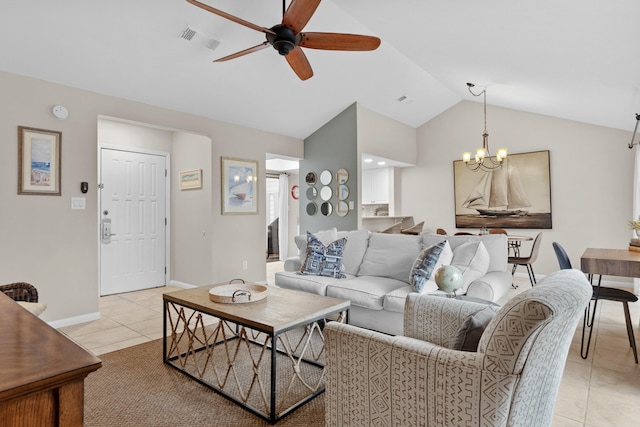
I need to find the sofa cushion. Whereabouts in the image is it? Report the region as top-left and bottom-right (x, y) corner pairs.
(326, 276), (408, 311)
(357, 233), (423, 283)
(275, 271), (354, 296)
(410, 241), (447, 292)
(336, 230), (370, 276)
(299, 232), (346, 278)
(451, 241), (491, 292)
(449, 305), (498, 352)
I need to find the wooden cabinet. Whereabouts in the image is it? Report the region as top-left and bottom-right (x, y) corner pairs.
(362, 168), (389, 204)
(0, 292), (101, 425)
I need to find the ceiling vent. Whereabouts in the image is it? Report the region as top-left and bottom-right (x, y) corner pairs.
(179, 25), (221, 51)
(397, 95), (414, 104)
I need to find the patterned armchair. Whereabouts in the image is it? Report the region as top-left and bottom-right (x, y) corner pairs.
(325, 269), (592, 427)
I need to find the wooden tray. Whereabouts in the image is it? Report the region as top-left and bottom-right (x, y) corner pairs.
(208, 280), (268, 304)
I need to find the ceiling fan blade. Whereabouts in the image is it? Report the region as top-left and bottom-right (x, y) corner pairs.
(285, 46), (314, 80)
(282, 0), (321, 34)
(300, 32), (381, 51)
(186, 0), (275, 35)
(214, 42), (269, 62)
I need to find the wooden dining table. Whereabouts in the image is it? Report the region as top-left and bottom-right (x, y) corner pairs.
(507, 234), (533, 257)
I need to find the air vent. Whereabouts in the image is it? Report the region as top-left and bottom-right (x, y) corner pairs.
(179, 25), (221, 51)
(397, 95), (414, 104)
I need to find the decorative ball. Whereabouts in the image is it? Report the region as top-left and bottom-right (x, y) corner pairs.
(434, 265), (463, 294)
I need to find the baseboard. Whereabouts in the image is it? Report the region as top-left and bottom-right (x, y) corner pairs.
(49, 311), (101, 329)
(170, 280), (197, 289)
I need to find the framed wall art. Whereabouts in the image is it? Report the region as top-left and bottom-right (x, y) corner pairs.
(179, 169), (202, 190)
(221, 156), (258, 215)
(18, 126), (62, 196)
(453, 150), (552, 229)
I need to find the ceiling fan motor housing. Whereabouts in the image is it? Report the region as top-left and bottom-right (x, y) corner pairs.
(267, 25), (301, 56)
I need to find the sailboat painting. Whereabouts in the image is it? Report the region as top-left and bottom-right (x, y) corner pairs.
(454, 150), (551, 229)
(221, 157), (259, 215)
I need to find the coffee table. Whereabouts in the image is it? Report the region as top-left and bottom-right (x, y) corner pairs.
(162, 284), (349, 424)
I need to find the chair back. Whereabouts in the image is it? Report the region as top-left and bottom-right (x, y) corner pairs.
(454, 232), (475, 236)
(552, 242), (573, 269)
(479, 269), (592, 425)
(527, 232), (544, 262)
(436, 228), (447, 235)
(489, 228), (508, 235)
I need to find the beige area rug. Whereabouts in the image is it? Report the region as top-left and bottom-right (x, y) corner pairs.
(84, 339), (326, 427)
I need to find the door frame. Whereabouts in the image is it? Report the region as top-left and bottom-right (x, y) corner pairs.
(97, 144), (171, 295)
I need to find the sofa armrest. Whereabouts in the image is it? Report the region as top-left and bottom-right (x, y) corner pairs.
(325, 322), (515, 427)
(283, 256), (301, 272)
(403, 293), (488, 346)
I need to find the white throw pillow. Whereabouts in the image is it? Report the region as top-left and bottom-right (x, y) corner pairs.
(451, 241), (490, 292)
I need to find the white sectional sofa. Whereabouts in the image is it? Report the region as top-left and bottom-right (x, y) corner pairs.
(275, 229), (511, 335)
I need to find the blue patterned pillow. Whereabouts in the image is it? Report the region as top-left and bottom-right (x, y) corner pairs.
(298, 232), (347, 278)
(410, 241), (446, 292)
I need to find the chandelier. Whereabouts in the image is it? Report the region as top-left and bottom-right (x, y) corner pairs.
(628, 113), (640, 149)
(462, 83), (507, 172)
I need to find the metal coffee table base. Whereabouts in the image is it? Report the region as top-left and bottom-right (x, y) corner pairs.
(163, 300), (346, 424)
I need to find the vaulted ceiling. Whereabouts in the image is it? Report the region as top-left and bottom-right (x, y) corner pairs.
(1, 1), (638, 139)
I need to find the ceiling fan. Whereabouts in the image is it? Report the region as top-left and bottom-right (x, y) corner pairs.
(186, 0), (381, 80)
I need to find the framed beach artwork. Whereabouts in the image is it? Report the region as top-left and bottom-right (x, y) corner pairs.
(221, 156), (258, 215)
(453, 150), (552, 229)
(18, 126), (62, 196)
(179, 169), (202, 190)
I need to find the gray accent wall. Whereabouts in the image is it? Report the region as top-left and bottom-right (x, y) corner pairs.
(300, 104), (358, 234)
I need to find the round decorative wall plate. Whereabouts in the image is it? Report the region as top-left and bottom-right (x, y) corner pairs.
(291, 185), (299, 199)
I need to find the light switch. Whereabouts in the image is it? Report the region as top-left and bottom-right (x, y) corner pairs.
(349, 201), (355, 210)
(71, 197), (86, 210)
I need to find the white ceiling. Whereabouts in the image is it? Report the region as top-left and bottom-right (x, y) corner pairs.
(1, 1), (639, 140)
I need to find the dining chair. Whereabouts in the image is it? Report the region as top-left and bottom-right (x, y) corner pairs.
(454, 232), (475, 236)
(552, 242), (638, 363)
(489, 228), (507, 235)
(508, 232), (543, 286)
(436, 228), (447, 235)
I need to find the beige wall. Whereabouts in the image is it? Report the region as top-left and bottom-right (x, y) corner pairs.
(404, 100), (634, 281)
(0, 71), (302, 325)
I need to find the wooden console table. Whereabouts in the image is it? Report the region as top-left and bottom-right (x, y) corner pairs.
(0, 292), (101, 425)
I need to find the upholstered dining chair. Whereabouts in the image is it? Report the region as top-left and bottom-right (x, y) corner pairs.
(509, 231), (543, 286)
(325, 269), (592, 427)
(552, 242), (638, 363)
(0, 282), (46, 316)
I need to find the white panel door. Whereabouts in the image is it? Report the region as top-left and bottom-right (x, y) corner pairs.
(100, 148), (166, 295)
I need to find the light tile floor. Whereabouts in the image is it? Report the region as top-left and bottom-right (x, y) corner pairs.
(59, 266), (640, 426)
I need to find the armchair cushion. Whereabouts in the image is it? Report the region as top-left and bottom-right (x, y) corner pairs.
(448, 305), (497, 351)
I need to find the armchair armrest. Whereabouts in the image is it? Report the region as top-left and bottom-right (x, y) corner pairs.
(324, 322), (517, 427)
(403, 293), (488, 346)
(283, 256), (301, 272)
